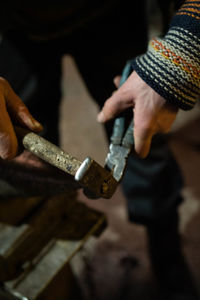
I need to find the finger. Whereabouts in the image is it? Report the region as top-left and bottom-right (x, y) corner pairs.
(133, 114), (157, 157)
(113, 76), (121, 88)
(1, 78), (43, 132)
(133, 110), (155, 158)
(97, 86), (133, 123)
(0, 94), (18, 159)
(134, 131), (153, 158)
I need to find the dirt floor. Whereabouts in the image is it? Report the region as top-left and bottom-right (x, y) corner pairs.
(59, 56), (200, 299)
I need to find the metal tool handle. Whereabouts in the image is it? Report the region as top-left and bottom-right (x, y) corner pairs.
(122, 120), (134, 148)
(15, 127), (82, 176)
(110, 61), (133, 145)
(110, 118), (125, 145)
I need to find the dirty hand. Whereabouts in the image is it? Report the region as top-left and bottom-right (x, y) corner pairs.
(97, 71), (178, 158)
(0, 77), (43, 159)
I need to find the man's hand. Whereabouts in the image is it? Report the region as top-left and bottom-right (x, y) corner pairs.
(0, 77), (43, 160)
(97, 71), (178, 158)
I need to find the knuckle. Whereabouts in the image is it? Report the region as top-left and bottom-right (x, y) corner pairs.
(17, 105), (28, 114)
(0, 133), (17, 160)
(1, 151), (15, 160)
(0, 77), (9, 92)
(0, 77), (8, 85)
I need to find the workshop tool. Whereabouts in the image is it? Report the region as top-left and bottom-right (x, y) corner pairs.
(17, 128), (117, 199)
(16, 61), (133, 199)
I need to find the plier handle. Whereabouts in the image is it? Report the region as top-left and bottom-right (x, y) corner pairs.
(105, 61), (134, 182)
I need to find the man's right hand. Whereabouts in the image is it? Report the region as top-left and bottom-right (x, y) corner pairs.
(0, 77), (43, 160)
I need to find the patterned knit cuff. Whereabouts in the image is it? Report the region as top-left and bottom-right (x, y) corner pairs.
(132, 26), (200, 110)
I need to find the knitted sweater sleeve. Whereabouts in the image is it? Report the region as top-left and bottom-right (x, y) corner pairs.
(132, 0), (200, 110)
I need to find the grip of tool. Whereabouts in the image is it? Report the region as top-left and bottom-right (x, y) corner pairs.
(122, 120), (134, 148)
(15, 126), (82, 176)
(110, 61), (133, 145)
(15, 127), (117, 199)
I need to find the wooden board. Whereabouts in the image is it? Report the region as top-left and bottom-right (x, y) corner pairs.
(0, 192), (106, 299)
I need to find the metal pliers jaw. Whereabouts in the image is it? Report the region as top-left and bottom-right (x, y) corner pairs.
(105, 61), (134, 182)
(106, 144), (130, 182)
(105, 119), (134, 182)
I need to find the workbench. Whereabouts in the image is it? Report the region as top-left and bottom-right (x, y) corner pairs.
(0, 155), (106, 300)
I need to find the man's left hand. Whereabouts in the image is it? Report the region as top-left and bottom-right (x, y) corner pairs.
(97, 71), (178, 158)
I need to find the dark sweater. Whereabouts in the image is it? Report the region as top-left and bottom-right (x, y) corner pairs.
(132, 0), (200, 110)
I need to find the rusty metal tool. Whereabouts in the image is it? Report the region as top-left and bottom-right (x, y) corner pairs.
(16, 127), (118, 199)
(15, 62), (133, 199)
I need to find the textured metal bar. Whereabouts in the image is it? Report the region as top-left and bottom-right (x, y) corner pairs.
(22, 132), (82, 176)
(15, 127), (118, 199)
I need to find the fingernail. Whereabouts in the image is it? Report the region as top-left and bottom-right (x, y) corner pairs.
(26, 117), (37, 128)
(97, 112), (105, 123)
(25, 117), (43, 131)
(32, 120), (43, 132)
(19, 111), (42, 130)
(33, 119), (43, 129)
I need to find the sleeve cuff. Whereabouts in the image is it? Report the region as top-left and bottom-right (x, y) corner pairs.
(131, 26), (200, 110)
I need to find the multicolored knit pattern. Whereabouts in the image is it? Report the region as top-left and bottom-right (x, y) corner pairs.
(132, 0), (200, 110)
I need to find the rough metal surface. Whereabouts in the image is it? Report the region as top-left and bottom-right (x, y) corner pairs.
(78, 158), (118, 199)
(22, 132), (82, 176)
(20, 129), (118, 199)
